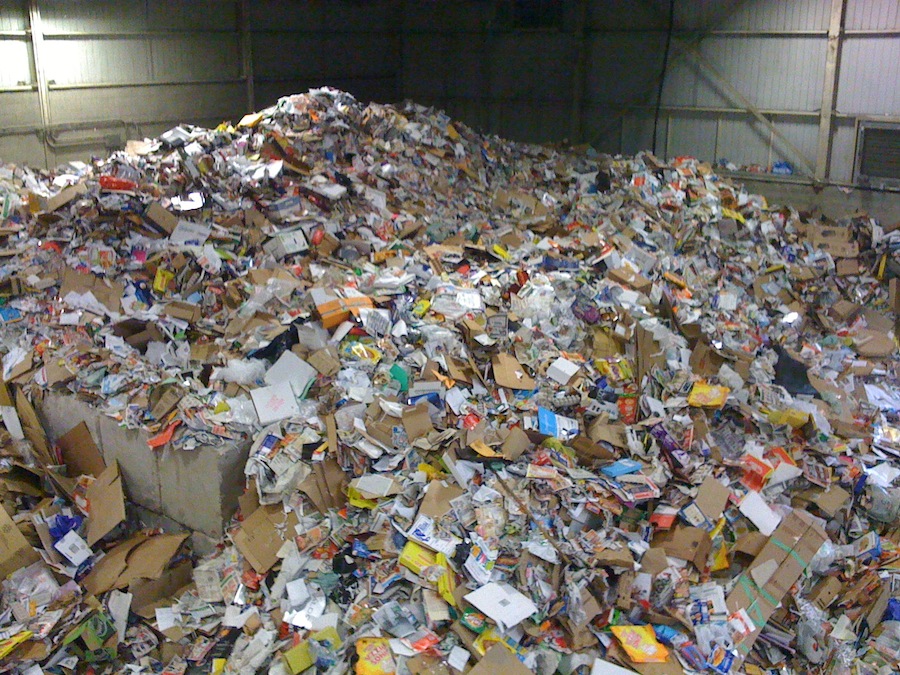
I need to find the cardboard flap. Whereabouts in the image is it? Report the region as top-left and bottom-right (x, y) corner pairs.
(82, 534), (149, 597)
(297, 458), (347, 514)
(57, 421), (106, 479)
(694, 476), (731, 522)
(116, 533), (189, 588)
(468, 644), (531, 675)
(232, 505), (298, 573)
(491, 353), (536, 390)
(418, 480), (464, 520)
(0, 506), (40, 578)
(403, 401), (434, 440)
(86, 461), (126, 546)
(130, 560), (194, 619)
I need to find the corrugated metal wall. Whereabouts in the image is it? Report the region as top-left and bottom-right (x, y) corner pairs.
(405, 0), (900, 183)
(0, 0), (247, 167)
(0, 0), (898, 185)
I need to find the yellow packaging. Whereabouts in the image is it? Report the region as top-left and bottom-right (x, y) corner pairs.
(347, 487), (378, 509)
(283, 641), (314, 674)
(472, 627), (503, 656)
(710, 541), (730, 572)
(687, 382), (730, 408)
(399, 541), (437, 575)
(436, 552), (456, 605)
(153, 267), (174, 293)
(356, 637), (396, 675)
(721, 207), (746, 224)
(767, 408), (810, 428)
(610, 625), (670, 663)
(0, 631), (32, 659)
(312, 626), (343, 650)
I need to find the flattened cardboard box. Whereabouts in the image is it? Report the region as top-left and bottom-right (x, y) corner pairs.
(85, 460), (126, 546)
(726, 510), (827, 661)
(233, 505), (299, 573)
(0, 504), (40, 578)
(607, 266), (652, 295)
(492, 353), (536, 390)
(164, 301), (201, 324)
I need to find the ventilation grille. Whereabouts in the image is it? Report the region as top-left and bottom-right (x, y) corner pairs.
(855, 122), (900, 188)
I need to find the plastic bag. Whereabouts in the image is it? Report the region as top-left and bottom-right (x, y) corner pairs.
(211, 359), (267, 385)
(610, 625), (670, 663)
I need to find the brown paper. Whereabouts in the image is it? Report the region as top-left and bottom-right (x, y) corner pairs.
(491, 353), (536, 390)
(85, 461), (126, 546)
(232, 505), (299, 574)
(57, 421), (106, 478)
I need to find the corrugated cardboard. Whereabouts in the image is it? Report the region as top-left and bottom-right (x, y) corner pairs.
(693, 476), (731, 522)
(111, 319), (165, 353)
(418, 480), (464, 520)
(163, 301), (201, 324)
(0, 504), (39, 578)
(653, 526), (711, 569)
(130, 559), (193, 619)
(726, 510), (827, 661)
(607, 267), (652, 294)
(233, 505), (299, 573)
(144, 202), (178, 235)
(57, 421), (106, 478)
(492, 353), (536, 390)
(468, 644), (531, 675)
(59, 268), (125, 314)
(85, 460), (126, 546)
(42, 183), (88, 212)
(402, 401), (434, 440)
(808, 576), (841, 609)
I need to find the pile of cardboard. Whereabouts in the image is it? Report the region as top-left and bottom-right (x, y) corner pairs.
(0, 88), (897, 674)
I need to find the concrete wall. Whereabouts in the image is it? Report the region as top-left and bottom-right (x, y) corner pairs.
(1, 0), (898, 190)
(38, 391), (251, 537)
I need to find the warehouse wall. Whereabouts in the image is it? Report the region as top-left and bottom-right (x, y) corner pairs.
(0, 0), (898, 190)
(0, 0), (248, 167)
(405, 0), (900, 185)
(0, 0), (400, 169)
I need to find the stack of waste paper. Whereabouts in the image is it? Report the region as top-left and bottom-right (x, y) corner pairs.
(0, 87), (897, 674)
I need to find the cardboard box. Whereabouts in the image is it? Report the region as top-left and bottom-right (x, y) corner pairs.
(111, 319), (165, 353)
(263, 229), (309, 259)
(726, 510), (827, 662)
(607, 266), (652, 294)
(164, 301), (201, 324)
(653, 526), (711, 570)
(808, 576), (841, 610)
(144, 202), (178, 235)
(835, 258), (859, 277)
(62, 611), (118, 662)
(310, 288), (374, 329)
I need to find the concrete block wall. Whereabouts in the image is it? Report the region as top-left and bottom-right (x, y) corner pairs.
(38, 391), (251, 537)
